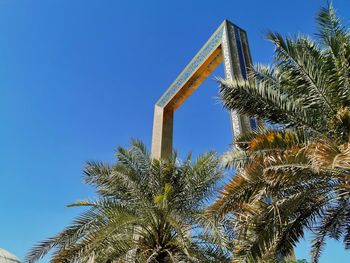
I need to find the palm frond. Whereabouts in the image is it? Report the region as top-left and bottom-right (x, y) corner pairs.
(219, 78), (315, 131)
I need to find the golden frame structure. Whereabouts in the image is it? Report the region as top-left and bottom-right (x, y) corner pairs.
(151, 20), (256, 159)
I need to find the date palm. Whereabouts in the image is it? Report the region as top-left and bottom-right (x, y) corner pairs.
(26, 140), (229, 263)
(210, 4), (350, 263)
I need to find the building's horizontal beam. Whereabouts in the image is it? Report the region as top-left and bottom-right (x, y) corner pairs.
(156, 21), (225, 108)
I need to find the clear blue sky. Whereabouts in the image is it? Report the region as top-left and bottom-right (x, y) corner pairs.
(0, 1), (349, 262)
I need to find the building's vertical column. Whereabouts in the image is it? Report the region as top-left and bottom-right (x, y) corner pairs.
(239, 28), (260, 130)
(151, 105), (173, 160)
(222, 21), (252, 140)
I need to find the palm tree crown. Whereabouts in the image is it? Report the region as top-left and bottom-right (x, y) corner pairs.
(212, 4), (350, 263)
(26, 140), (227, 263)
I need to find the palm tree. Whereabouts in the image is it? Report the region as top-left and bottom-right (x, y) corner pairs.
(210, 4), (350, 263)
(26, 140), (229, 263)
